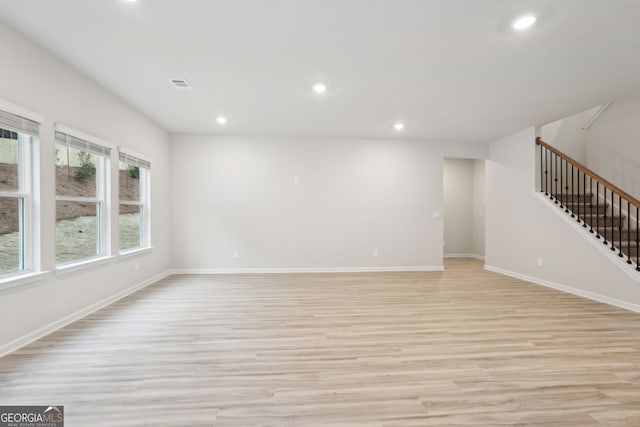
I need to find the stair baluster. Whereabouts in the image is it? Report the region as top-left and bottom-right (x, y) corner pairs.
(603, 187), (609, 246)
(583, 173), (588, 228)
(611, 190), (615, 251)
(541, 143), (546, 195)
(596, 182), (601, 239)
(619, 193), (624, 257)
(536, 137), (640, 273)
(548, 148), (552, 200)
(627, 200), (632, 264)
(553, 156), (558, 205)
(589, 177), (594, 234)
(577, 170), (582, 224)
(637, 206), (639, 271)
(571, 164), (575, 218)
(544, 146), (549, 196)
(564, 159), (569, 213)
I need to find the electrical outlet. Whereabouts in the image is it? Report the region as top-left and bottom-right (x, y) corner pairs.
(372, 249), (378, 258)
(537, 257), (543, 268)
(294, 176), (300, 185)
(134, 261), (140, 271)
(233, 250), (239, 259)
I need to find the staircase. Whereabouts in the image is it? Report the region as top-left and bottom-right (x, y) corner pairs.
(536, 137), (640, 271)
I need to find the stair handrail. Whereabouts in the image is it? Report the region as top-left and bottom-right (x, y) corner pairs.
(536, 137), (640, 208)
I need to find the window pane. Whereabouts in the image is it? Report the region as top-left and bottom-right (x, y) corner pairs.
(56, 143), (97, 197)
(119, 161), (141, 202)
(56, 201), (99, 264)
(0, 135), (19, 192)
(0, 197), (22, 275)
(120, 205), (142, 251)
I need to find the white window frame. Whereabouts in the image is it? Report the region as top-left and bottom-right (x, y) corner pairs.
(0, 100), (40, 282)
(0, 134), (33, 276)
(54, 125), (112, 267)
(118, 148), (151, 253)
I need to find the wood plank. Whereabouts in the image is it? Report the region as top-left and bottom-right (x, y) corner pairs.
(1, 258), (640, 426)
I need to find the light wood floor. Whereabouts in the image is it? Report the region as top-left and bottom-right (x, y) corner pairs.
(2, 259), (640, 426)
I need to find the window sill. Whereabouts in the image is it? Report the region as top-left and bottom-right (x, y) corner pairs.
(55, 255), (116, 276)
(118, 246), (154, 259)
(0, 271), (49, 292)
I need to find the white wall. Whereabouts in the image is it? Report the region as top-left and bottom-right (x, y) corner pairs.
(443, 159), (473, 256)
(540, 94), (640, 200)
(586, 94), (640, 199)
(540, 107), (598, 163)
(0, 22), (171, 351)
(170, 134), (486, 271)
(486, 127), (640, 308)
(471, 159), (485, 257)
(443, 158), (485, 259)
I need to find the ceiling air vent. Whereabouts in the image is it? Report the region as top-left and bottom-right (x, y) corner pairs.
(170, 78), (193, 91)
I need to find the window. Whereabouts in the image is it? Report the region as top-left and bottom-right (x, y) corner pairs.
(0, 109), (39, 277)
(55, 127), (111, 265)
(118, 150), (150, 252)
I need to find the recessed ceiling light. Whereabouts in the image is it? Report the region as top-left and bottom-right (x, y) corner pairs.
(216, 116), (228, 125)
(123, 0), (138, 3)
(512, 15), (536, 31)
(393, 122), (405, 131)
(312, 83), (327, 94)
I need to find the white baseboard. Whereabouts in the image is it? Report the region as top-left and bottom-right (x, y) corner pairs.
(170, 265), (445, 274)
(444, 254), (485, 260)
(484, 264), (640, 314)
(0, 270), (172, 358)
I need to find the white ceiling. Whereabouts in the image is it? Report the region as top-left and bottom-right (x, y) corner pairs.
(0, 0), (639, 142)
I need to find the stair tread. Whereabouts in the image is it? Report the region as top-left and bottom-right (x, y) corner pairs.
(564, 202), (609, 206)
(614, 240), (640, 247)
(574, 212), (627, 222)
(542, 190), (640, 265)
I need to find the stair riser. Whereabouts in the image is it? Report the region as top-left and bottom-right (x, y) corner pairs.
(545, 191), (640, 266)
(597, 229), (640, 241)
(563, 205), (610, 214)
(578, 217), (627, 230)
(549, 194), (592, 202)
(596, 237), (639, 248)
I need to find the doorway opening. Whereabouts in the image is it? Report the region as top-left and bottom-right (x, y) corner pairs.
(443, 158), (486, 267)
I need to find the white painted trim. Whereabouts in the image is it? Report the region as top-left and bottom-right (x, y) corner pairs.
(117, 146), (151, 163)
(0, 271), (49, 292)
(55, 195), (101, 203)
(0, 98), (42, 123)
(0, 192), (27, 199)
(0, 270), (172, 358)
(170, 266), (444, 274)
(55, 255), (116, 276)
(581, 101), (613, 130)
(444, 254), (485, 260)
(484, 264), (640, 314)
(54, 123), (115, 150)
(534, 193), (640, 283)
(118, 246), (154, 259)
